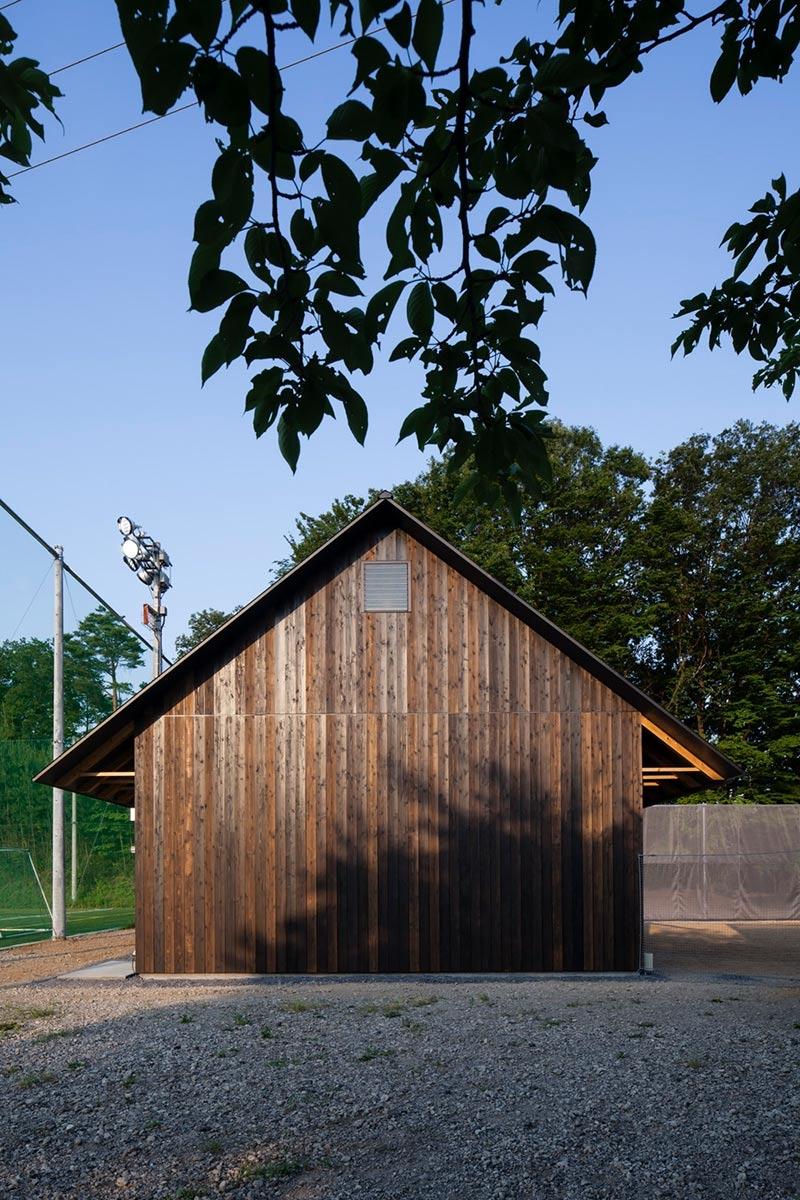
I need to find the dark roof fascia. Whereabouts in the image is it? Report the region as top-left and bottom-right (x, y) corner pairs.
(35, 495), (740, 789)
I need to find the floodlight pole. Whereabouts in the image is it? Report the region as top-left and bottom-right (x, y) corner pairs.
(151, 579), (164, 679)
(52, 546), (66, 939)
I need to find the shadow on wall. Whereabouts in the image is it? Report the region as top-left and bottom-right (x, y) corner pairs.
(144, 732), (639, 976)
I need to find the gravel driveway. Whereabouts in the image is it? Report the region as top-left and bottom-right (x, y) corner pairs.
(1, 970), (798, 1199)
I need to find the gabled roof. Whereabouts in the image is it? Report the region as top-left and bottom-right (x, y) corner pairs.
(34, 495), (740, 796)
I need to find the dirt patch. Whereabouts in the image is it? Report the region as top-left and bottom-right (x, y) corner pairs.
(0, 929), (134, 986)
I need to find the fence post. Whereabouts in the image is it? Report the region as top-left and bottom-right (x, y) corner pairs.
(637, 852), (644, 974)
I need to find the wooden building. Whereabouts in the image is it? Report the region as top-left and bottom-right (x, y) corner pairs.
(36, 496), (739, 974)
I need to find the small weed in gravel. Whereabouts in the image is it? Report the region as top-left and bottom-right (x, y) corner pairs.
(237, 1155), (305, 1183)
(686, 1058), (704, 1070)
(201, 1138), (224, 1156)
(179, 1013), (194, 1025)
(280, 999), (322, 1014)
(358, 1046), (396, 1062)
(18, 1072), (57, 1089)
(261, 1024), (275, 1038)
(232, 1013), (251, 1027)
(123, 1073), (137, 1087)
(0, 1004), (57, 1037)
(34, 1029), (73, 1044)
(66, 1060), (87, 1070)
(363, 996), (437, 1018)
(475, 992), (495, 1006)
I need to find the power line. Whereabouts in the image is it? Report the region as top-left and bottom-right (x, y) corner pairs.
(0, 1), (25, 11)
(8, 102), (198, 176)
(10, 4), (456, 179)
(0, 497), (172, 666)
(51, 42), (126, 78)
(9, 559), (52, 640)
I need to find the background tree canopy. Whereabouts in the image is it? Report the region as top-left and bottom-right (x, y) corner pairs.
(0, 608), (142, 904)
(2, 2), (799, 510)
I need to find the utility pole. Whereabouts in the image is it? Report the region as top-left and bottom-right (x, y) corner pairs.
(52, 546), (66, 939)
(70, 793), (77, 905)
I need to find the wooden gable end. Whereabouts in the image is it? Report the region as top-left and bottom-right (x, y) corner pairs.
(154, 523), (635, 722)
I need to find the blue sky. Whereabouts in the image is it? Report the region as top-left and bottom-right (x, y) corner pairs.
(2, 0), (797, 663)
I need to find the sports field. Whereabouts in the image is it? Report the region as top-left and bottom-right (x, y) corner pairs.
(0, 907), (134, 950)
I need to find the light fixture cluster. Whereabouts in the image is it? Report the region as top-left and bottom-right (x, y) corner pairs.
(117, 516), (171, 592)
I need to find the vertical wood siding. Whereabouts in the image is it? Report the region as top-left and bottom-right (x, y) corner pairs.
(135, 526), (642, 973)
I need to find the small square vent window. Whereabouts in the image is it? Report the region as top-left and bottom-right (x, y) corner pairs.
(363, 561), (409, 612)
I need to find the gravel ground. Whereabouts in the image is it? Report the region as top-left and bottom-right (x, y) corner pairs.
(1, 970), (798, 1200)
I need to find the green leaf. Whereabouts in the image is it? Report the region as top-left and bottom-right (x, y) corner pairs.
(173, 0), (222, 48)
(192, 269), (249, 313)
(583, 111), (608, 128)
(366, 279), (406, 336)
(290, 209), (316, 257)
(474, 233), (501, 262)
(188, 243), (221, 305)
(277, 412), (301, 471)
(398, 403), (436, 447)
(235, 46), (275, 115)
(342, 391), (369, 443)
(710, 35), (740, 103)
(321, 153), (362, 210)
(201, 331), (227, 384)
(244, 227), (276, 283)
(136, 41), (196, 115)
(327, 99), (373, 141)
(406, 282), (434, 341)
(389, 335), (421, 361)
(193, 55), (250, 127)
(350, 37), (390, 91)
(412, 0), (443, 73)
(315, 270), (363, 296)
(385, 2), (412, 49)
(290, 0), (321, 39)
(532, 53), (599, 92)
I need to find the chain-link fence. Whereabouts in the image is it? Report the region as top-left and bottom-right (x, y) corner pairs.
(1, 501), (146, 944)
(639, 851), (800, 978)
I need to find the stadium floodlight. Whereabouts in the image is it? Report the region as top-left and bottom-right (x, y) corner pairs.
(116, 517), (172, 679)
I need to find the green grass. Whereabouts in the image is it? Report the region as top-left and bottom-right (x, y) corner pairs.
(0, 906), (134, 951)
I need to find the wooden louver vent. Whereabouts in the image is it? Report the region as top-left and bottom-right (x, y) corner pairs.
(363, 561), (409, 611)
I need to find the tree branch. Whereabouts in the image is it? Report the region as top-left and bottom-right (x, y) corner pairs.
(455, 0), (481, 398)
